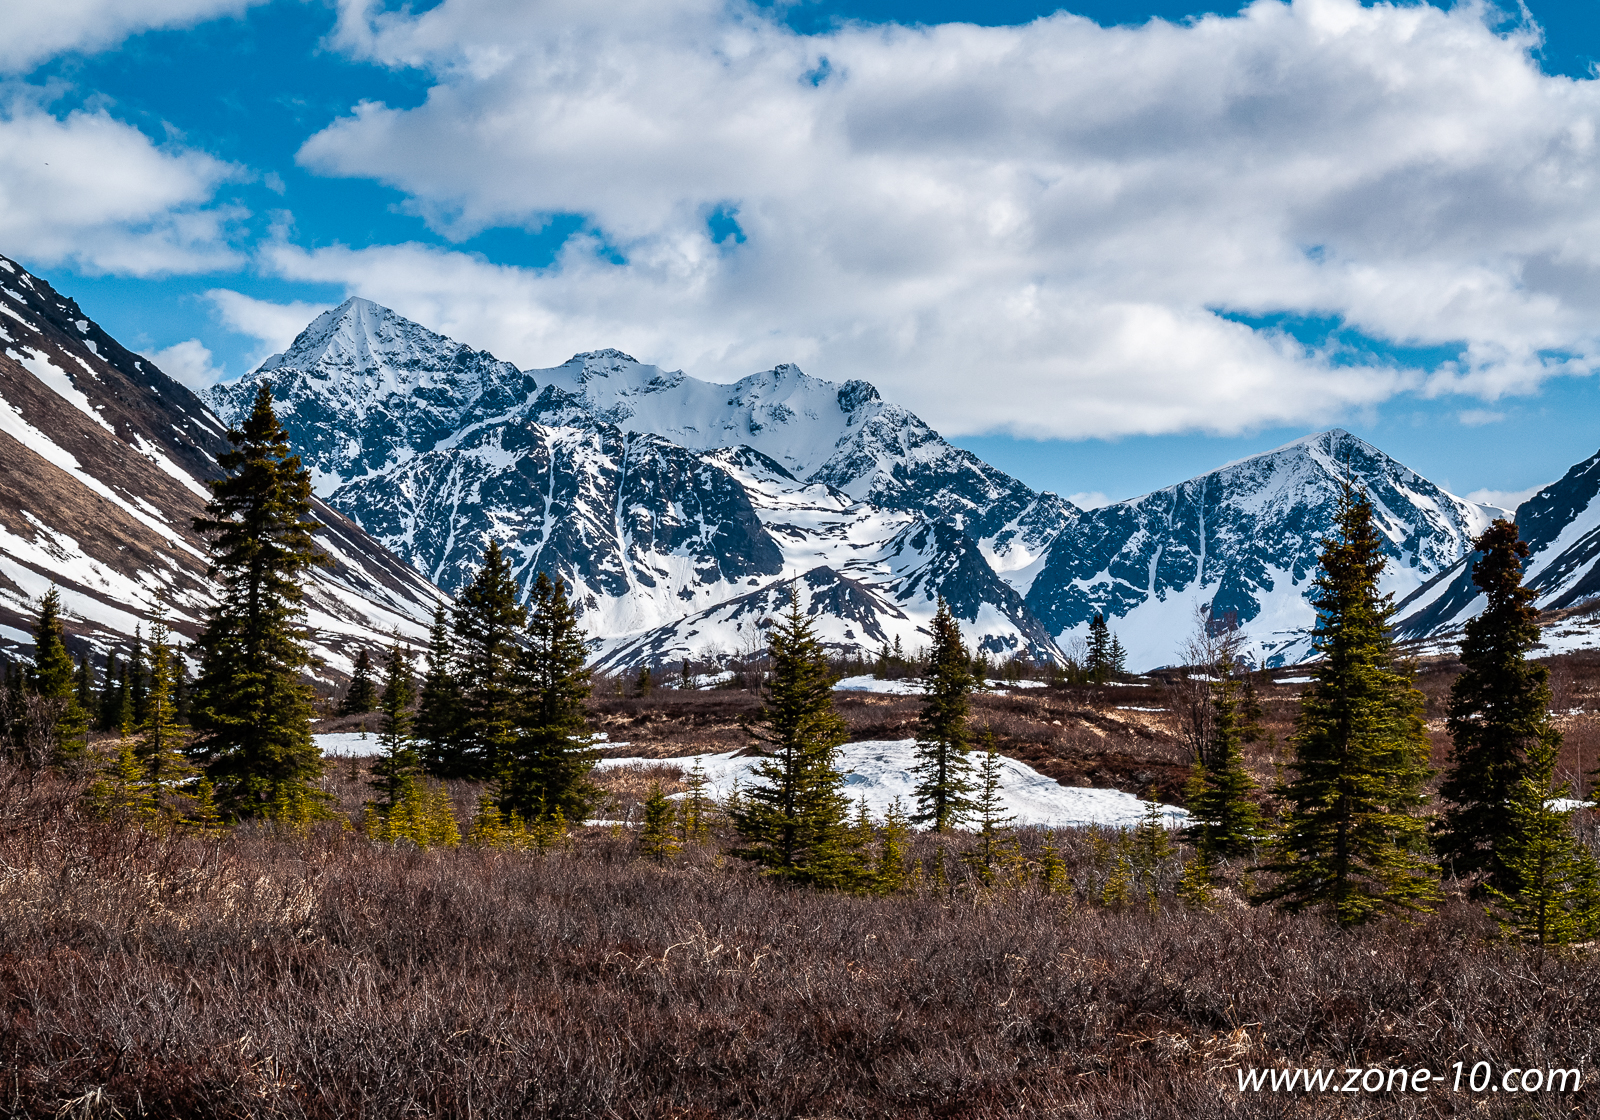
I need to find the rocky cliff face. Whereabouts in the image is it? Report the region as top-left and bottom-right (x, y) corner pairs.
(1395, 446), (1600, 656)
(211, 303), (1073, 667)
(0, 258), (442, 683)
(1023, 430), (1503, 668)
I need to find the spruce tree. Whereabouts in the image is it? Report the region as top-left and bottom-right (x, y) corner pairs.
(30, 586), (88, 768)
(501, 572), (600, 823)
(732, 591), (854, 886)
(1086, 613), (1114, 684)
(638, 783), (680, 862)
(368, 639), (420, 816)
(339, 649), (378, 715)
(446, 541), (525, 779)
(188, 382), (329, 823)
(1486, 736), (1600, 950)
(968, 731), (1016, 879)
(98, 652), (120, 733)
(1184, 671), (1265, 864)
(415, 602), (460, 776)
(911, 598), (976, 831)
(1436, 520), (1557, 892)
(1255, 488), (1439, 925)
(129, 626), (148, 727)
(137, 615), (196, 819)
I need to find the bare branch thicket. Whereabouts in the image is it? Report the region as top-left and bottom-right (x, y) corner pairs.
(1166, 601), (1247, 769)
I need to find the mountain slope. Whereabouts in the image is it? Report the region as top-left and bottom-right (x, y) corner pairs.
(0, 256), (442, 682)
(1394, 446), (1600, 653)
(1024, 430), (1503, 669)
(210, 303), (1071, 667)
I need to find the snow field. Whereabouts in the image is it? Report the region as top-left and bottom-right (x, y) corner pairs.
(596, 738), (1188, 830)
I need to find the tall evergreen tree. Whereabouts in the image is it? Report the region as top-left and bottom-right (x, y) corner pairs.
(911, 598), (976, 831)
(501, 573), (600, 823)
(339, 649), (378, 715)
(1086, 613), (1115, 684)
(97, 651), (121, 732)
(188, 383), (329, 823)
(1184, 669), (1265, 864)
(137, 616), (196, 819)
(1435, 520), (1557, 892)
(1255, 487), (1439, 925)
(732, 592), (854, 886)
(30, 586), (88, 768)
(1486, 736), (1600, 950)
(368, 639), (420, 815)
(129, 626), (148, 727)
(445, 541), (525, 779)
(415, 602), (460, 776)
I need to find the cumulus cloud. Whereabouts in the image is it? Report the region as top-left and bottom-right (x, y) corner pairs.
(207, 289), (333, 368)
(0, 91), (244, 274)
(1465, 484), (1547, 512)
(1066, 491), (1113, 510)
(140, 338), (225, 389)
(0, 0), (268, 74)
(286, 0), (1600, 439)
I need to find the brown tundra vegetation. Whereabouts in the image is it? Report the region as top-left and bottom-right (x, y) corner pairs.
(4, 655), (1600, 1118)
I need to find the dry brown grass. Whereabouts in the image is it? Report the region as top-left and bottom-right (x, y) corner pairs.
(1, 752), (1597, 1119)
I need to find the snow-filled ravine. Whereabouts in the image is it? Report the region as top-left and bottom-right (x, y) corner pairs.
(597, 739), (1187, 830)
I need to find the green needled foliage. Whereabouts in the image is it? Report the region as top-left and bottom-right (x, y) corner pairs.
(732, 591), (854, 887)
(137, 615), (196, 820)
(448, 541), (526, 780)
(1255, 486), (1439, 926)
(1485, 737), (1600, 951)
(1086, 613), (1119, 684)
(415, 602), (460, 777)
(1184, 671), (1265, 865)
(502, 572), (600, 824)
(912, 598), (975, 832)
(967, 731), (1016, 881)
(339, 649), (378, 715)
(369, 639), (420, 817)
(30, 585), (88, 769)
(189, 383), (330, 824)
(1436, 520), (1558, 893)
(638, 782), (680, 862)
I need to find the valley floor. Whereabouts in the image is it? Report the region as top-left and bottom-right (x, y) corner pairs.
(11, 653), (1600, 1118)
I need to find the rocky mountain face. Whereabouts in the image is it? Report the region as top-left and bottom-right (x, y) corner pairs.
(1022, 430), (1505, 668)
(208, 298), (1528, 672)
(211, 302), (1072, 667)
(0, 257), (442, 683)
(1395, 446), (1600, 656)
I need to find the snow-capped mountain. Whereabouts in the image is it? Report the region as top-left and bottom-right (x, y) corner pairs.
(1023, 430), (1505, 669)
(531, 349), (1078, 574)
(210, 301), (1073, 667)
(0, 257), (442, 682)
(1395, 446), (1600, 655)
(214, 298), (528, 496)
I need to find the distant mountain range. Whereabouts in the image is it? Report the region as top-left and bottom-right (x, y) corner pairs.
(5, 256), (1598, 679)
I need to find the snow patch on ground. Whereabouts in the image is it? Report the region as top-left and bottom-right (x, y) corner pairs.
(596, 739), (1188, 830)
(832, 675), (925, 695)
(316, 731), (385, 756)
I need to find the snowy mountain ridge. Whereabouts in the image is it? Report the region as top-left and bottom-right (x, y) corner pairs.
(209, 297), (1522, 672)
(1023, 429), (1506, 668)
(0, 260), (444, 683)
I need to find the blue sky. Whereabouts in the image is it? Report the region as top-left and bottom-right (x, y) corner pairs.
(6, 0), (1600, 507)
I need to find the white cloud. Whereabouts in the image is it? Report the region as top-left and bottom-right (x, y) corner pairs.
(140, 338), (224, 389)
(206, 289), (333, 369)
(0, 91), (243, 274)
(1465, 485), (1546, 512)
(1066, 491), (1112, 510)
(286, 0), (1600, 439)
(0, 0), (268, 74)
(1457, 408), (1507, 427)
